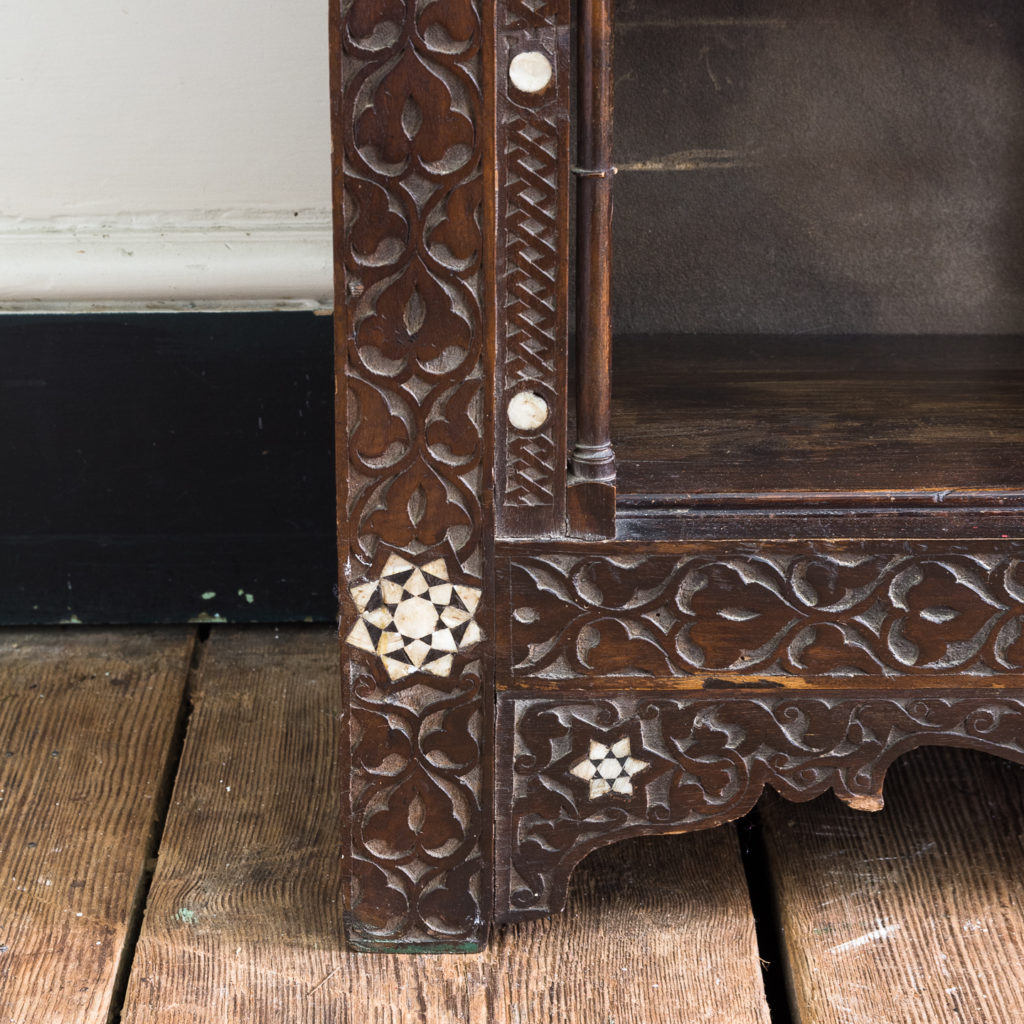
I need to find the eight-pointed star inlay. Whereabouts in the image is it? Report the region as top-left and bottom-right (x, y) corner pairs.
(346, 553), (482, 681)
(571, 737), (649, 799)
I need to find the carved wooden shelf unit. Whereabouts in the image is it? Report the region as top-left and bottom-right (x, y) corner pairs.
(332, 0), (1024, 951)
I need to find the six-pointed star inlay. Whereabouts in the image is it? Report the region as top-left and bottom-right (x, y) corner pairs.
(346, 553), (482, 681)
(571, 737), (649, 799)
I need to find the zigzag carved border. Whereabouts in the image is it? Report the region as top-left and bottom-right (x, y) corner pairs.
(495, 0), (569, 535)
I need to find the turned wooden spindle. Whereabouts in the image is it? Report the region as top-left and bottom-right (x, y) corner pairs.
(572, 0), (616, 485)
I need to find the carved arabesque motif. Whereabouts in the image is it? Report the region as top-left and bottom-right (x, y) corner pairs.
(338, 0), (490, 948)
(498, 692), (1024, 919)
(342, 0), (485, 566)
(508, 550), (1024, 679)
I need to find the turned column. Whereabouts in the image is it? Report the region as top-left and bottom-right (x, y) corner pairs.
(571, 0), (616, 485)
(569, 0), (617, 538)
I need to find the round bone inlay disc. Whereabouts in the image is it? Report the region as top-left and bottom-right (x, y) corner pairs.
(508, 391), (550, 431)
(509, 51), (553, 94)
(392, 596), (437, 640)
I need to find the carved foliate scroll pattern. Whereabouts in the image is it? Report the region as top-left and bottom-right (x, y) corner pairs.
(342, 0), (485, 567)
(496, 0), (568, 532)
(509, 550), (1024, 680)
(339, 0), (489, 947)
(499, 693), (1024, 919)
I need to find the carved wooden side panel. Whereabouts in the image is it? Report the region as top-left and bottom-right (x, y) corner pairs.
(494, 0), (570, 536)
(495, 691), (1024, 921)
(503, 545), (1024, 682)
(334, 0), (493, 951)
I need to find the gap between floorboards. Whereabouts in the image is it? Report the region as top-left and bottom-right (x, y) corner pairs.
(739, 809), (797, 1024)
(105, 625), (209, 1024)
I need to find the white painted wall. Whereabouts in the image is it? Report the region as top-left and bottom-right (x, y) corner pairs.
(0, 0), (333, 310)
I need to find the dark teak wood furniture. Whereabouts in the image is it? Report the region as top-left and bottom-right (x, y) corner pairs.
(332, 0), (1024, 951)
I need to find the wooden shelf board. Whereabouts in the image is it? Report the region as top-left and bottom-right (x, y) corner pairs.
(610, 334), (1024, 498)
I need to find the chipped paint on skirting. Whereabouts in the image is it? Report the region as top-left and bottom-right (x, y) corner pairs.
(190, 612), (227, 624)
(0, 212), (332, 312)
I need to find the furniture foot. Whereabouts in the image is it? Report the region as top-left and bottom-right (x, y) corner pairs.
(344, 922), (489, 956)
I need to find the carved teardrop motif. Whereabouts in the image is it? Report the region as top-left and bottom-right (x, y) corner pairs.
(509, 551), (1024, 679)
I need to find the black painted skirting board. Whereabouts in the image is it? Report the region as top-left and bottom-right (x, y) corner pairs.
(0, 313), (336, 624)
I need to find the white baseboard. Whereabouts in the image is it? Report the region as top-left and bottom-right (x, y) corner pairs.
(0, 211), (334, 313)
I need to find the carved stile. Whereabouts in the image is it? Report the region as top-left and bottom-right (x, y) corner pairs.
(334, 0), (494, 951)
(495, 0), (571, 537)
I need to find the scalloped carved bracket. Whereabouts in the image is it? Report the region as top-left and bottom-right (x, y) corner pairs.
(494, 692), (1024, 922)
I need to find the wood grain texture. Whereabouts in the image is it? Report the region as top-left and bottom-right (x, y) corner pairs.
(761, 746), (1024, 1024)
(121, 627), (344, 1022)
(121, 627), (770, 1023)
(491, 830), (770, 1024)
(0, 627), (193, 1024)
(611, 335), (1024, 496)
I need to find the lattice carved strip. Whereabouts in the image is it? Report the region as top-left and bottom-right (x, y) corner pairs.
(495, 0), (569, 534)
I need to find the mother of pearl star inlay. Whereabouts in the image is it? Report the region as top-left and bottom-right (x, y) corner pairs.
(346, 553), (483, 681)
(571, 737), (649, 799)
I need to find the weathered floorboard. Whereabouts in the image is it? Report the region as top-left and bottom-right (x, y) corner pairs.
(121, 627), (344, 1023)
(122, 627), (770, 1023)
(493, 831), (771, 1024)
(761, 746), (1024, 1024)
(0, 627), (194, 1024)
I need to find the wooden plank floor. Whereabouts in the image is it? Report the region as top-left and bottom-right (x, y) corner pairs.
(121, 628), (770, 1024)
(0, 626), (1022, 1022)
(761, 746), (1024, 1024)
(0, 628), (194, 1024)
